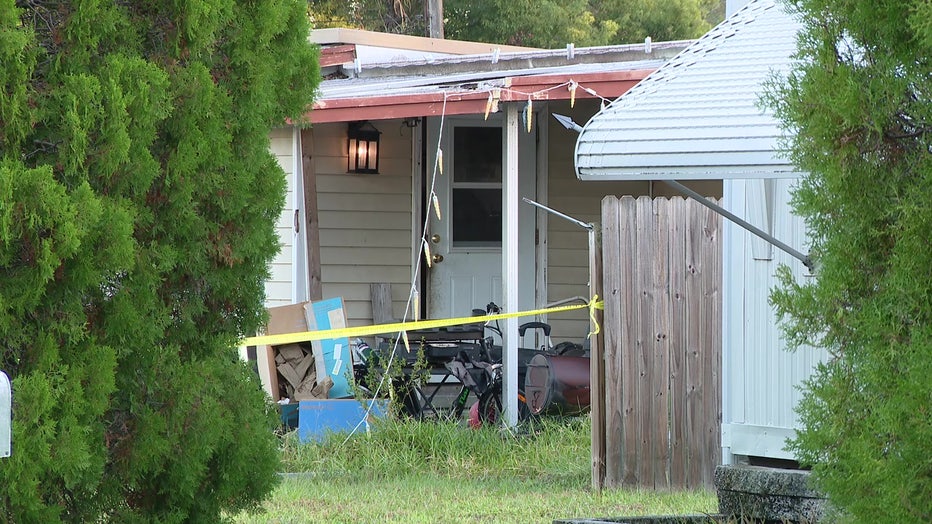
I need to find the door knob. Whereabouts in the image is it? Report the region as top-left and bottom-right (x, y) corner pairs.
(432, 254), (444, 264)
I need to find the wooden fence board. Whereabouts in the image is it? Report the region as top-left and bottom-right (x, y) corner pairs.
(651, 198), (671, 489)
(684, 200), (704, 485)
(619, 196), (640, 486)
(635, 197), (654, 487)
(597, 196), (722, 490)
(701, 203), (723, 485)
(669, 200), (688, 488)
(591, 198), (609, 489)
(602, 196), (623, 487)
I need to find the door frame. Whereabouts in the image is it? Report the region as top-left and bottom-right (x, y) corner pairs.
(422, 112), (538, 322)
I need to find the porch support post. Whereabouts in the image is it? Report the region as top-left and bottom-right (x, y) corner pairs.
(300, 127), (323, 301)
(503, 104), (520, 425)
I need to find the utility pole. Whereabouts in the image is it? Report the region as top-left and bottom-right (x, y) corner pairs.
(427, 0), (444, 39)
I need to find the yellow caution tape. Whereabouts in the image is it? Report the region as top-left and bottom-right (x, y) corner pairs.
(588, 294), (604, 338)
(242, 297), (603, 347)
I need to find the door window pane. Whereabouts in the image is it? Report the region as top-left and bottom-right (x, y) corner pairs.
(454, 127), (502, 182)
(452, 188), (502, 244)
(452, 126), (502, 246)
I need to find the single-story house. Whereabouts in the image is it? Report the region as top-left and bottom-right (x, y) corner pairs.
(267, 29), (705, 326)
(262, 29), (728, 414)
(575, 0), (826, 468)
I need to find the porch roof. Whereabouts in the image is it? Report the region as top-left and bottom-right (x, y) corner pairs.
(307, 40), (692, 124)
(574, 0), (803, 181)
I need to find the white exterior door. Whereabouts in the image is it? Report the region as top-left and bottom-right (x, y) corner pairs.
(426, 115), (536, 320)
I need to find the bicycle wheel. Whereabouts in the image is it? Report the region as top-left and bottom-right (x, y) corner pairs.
(475, 387), (534, 426)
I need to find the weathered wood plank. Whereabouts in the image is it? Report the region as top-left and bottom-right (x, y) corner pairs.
(302, 128), (323, 300)
(635, 196), (654, 487)
(602, 196), (623, 487)
(591, 198), (607, 490)
(370, 283), (396, 325)
(683, 198), (701, 486)
(668, 198), (688, 488)
(700, 201), (723, 486)
(650, 198), (671, 489)
(619, 196), (640, 486)
(599, 194), (722, 490)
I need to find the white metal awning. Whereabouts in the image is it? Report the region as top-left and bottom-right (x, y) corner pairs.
(575, 0), (803, 181)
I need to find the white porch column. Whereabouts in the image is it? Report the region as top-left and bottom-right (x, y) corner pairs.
(503, 104), (519, 425)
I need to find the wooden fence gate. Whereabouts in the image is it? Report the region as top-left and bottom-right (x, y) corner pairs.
(591, 195), (722, 489)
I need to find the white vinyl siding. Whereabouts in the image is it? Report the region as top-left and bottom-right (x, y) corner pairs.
(312, 120), (414, 327)
(721, 178), (825, 460)
(266, 127), (298, 307)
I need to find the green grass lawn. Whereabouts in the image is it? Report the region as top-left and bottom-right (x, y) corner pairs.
(231, 416), (717, 523)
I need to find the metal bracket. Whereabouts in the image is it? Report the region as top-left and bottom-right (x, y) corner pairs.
(662, 180), (814, 271)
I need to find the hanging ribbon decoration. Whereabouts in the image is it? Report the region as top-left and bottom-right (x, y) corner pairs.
(431, 193), (442, 220)
(525, 99), (533, 133)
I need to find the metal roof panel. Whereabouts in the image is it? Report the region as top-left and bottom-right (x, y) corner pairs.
(575, 0), (802, 180)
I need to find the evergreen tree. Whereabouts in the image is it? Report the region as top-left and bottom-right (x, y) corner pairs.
(770, 0), (932, 521)
(307, 0), (718, 48)
(0, 0), (319, 521)
(445, 0), (618, 48)
(597, 0), (711, 44)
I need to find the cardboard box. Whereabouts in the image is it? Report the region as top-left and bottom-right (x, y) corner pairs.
(267, 302), (311, 336)
(255, 302), (315, 400)
(307, 298), (353, 399)
(255, 299), (352, 401)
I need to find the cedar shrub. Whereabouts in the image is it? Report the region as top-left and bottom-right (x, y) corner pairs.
(769, 0), (932, 521)
(0, 0), (318, 521)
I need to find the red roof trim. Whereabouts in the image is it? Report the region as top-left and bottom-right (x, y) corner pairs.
(319, 45), (356, 68)
(307, 69), (653, 124)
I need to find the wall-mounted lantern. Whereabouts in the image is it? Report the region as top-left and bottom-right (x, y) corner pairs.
(347, 121), (381, 174)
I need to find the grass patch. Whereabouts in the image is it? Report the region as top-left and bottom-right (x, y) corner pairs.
(232, 416), (717, 523)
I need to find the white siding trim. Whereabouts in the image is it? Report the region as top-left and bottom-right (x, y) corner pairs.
(721, 180), (746, 464)
(266, 127), (298, 307)
(722, 423), (798, 461)
(536, 105), (550, 313)
(292, 126), (309, 303)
